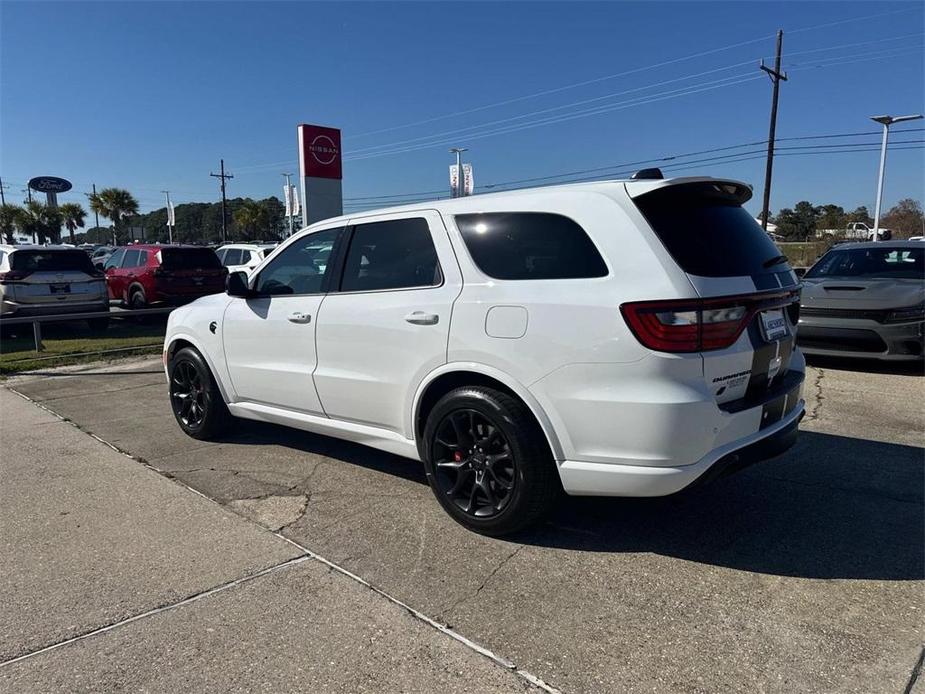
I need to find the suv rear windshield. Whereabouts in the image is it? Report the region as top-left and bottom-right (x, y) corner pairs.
(158, 247), (221, 270)
(11, 250), (97, 274)
(634, 183), (786, 278)
(455, 212), (608, 280)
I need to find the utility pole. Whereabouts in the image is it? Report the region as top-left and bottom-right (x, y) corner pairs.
(0, 176), (7, 205)
(210, 159), (233, 243)
(449, 147), (467, 198)
(759, 30), (787, 231)
(282, 172), (294, 238)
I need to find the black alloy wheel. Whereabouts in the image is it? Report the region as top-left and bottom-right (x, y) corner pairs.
(170, 359), (209, 429)
(432, 408), (517, 518)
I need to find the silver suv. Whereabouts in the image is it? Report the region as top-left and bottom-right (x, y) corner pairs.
(0, 245), (110, 330)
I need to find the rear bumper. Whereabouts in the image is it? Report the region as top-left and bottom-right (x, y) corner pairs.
(797, 316), (923, 360)
(558, 400), (803, 497)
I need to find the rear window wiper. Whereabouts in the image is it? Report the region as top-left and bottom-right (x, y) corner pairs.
(762, 254), (788, 269)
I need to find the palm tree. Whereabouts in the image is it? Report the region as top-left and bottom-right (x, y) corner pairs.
(232, 199), (269, 241)
(20, 201), (63, 245)
(88, 188), (139, 245)
(59, 203), (87, 245)
(0, 203), (25, 244)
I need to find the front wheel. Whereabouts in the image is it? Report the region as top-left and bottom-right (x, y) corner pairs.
(422, 386), (560, 536)
(168, 347), (232, 439)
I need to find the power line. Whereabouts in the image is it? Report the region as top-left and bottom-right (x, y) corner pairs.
(345, 5), (920, 142)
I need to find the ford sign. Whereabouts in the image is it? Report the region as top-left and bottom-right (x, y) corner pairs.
(29, 176), (73, 193)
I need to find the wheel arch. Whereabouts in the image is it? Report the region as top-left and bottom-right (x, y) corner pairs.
(165, 332), (232, 404)
(412, 363), (564, 464)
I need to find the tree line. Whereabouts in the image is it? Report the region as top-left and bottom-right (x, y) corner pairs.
(771, 198), (924, 240)
(0, 188), (289, 246)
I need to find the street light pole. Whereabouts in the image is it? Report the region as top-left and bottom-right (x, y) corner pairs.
(449, 147), (467, 198)
(870, 113), (923, 241)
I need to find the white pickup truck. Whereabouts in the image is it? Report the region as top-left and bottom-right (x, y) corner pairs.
(816, 221), (892, 241)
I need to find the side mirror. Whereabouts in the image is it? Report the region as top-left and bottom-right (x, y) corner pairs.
(226, 270), (252, 298)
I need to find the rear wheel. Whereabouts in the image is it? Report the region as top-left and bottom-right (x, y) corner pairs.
(129, 288), (147, 310)
(422, 386), (560, 536)
(168, 347), (231, 439)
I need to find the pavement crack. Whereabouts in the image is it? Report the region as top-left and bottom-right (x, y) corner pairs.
(442, 544), (525, 620)
(904, 645), (925, 694)
(804, 368), (825, 422)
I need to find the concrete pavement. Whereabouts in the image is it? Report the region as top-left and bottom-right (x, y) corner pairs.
(2, 355), (923, 692)
(0, 386), (543, 692)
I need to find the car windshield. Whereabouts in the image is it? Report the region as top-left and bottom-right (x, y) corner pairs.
(158, 247), (221, 270)
(11, 250), (97, 273)
(805, 246), (924, 280)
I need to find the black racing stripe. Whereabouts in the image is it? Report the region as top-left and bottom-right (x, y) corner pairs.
(760, 393), (787, 429)
(745, 320), (776, 399)
(752, 273), (780, 290)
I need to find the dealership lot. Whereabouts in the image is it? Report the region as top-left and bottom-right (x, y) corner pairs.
(1, 356), (922, 692)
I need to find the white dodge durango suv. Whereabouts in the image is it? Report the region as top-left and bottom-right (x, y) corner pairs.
(164, 173), (805, 535)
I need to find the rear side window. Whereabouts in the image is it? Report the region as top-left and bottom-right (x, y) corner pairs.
(11, 250), (96, 273)
(122, 249), (141, 268)
(455, 212), (607, 280)
(634, 184), (786, 278)
(223, 249), (242, 266)
(159, 247), (221, 270)
(341, 218), (441, 292)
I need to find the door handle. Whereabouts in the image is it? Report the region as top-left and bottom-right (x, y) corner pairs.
(405, 311), (439, 326)
(287, 312), (312, 324)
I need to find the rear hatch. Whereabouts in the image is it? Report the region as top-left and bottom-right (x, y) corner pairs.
(2, 249), (106, 307)
(155, 247), (227, 295)
(623, 178), (801, 418)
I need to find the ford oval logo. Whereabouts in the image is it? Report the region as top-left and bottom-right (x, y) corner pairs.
(28, 176), (73, 193)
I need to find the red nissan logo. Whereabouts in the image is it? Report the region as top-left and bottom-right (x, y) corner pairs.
(309, 135), (338, 166)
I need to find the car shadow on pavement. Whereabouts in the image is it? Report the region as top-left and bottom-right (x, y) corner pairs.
(517, 430), (924, 581)
(216, 421), (922, 582)
(805, 354), (924, 376)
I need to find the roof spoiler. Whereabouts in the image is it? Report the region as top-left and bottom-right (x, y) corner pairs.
(625, 177), (753, 204)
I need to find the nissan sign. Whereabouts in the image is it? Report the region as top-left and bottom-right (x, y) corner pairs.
(298, 124), (342, 180)
(29, 176), (73, 194)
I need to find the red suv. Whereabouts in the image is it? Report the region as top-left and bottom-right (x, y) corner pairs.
(104, 245), (228, 308)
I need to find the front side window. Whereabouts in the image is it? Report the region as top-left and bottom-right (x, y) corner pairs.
(104, 248), (125, 270)
(254, 227), (343, 295)
(340, 218), (441, 292)
(455, 212), (608, 280)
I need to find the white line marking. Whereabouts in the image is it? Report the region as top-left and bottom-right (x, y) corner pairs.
(3, 385), (562, 693)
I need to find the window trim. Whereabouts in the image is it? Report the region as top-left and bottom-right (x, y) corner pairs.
(453, 211), (609, 282)
(248, 226), (346, 299)
(331, 217), (445, 296)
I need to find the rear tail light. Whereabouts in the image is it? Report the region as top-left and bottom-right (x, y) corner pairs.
(0, 270), (31, 284)
(621, 291), (798, 353)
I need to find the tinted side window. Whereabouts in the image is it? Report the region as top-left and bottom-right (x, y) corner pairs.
(223, 249), (242, 266)
(341, 218), (441, 292)
(121, 250), (140, 268)
(240, 250), (252, 264)
(255, 227), (343, 295)
(138, 250), (149, 266)
(634, 183), (786, 278)
(104, 249), (124, 270)
(455, 212), (607, 280)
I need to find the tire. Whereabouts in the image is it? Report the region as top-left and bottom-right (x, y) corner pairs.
(87, 317), (110, 332)
(422, 386), (560, 536)
(129, 288), (147, 310)
(168, 346), (232, 440)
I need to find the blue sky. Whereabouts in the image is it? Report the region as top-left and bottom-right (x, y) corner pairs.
(1, 1), (923, 220)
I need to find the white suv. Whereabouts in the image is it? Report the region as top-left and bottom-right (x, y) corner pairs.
(216, 243), (277, 275)
(164, 174), (805, 535)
